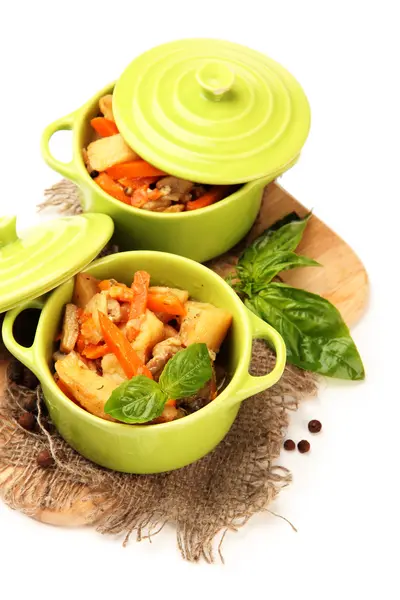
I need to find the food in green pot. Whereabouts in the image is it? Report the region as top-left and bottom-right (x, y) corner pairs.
(53, 270), (232, 424)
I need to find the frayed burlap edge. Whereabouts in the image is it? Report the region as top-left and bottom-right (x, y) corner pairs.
(0, 180), (319, 562)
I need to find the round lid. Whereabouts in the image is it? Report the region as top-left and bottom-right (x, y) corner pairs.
(0, 214), (114, 314)
(113, 39), (311, 185)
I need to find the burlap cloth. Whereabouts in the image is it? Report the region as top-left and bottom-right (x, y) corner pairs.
(0, 182), (318, 562)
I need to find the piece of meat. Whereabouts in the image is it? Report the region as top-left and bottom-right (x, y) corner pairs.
(146, 337), (183, 380)
(107, 297), (122, 322)
(156, 177), (194, 204)
(60, 304), (79, 353)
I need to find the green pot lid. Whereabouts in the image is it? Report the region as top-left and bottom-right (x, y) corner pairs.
(0, 214), (114, 314)
(113, 38), (311, 185)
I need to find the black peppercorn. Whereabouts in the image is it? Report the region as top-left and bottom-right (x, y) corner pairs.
(18, 412), (36, 431)
(90, 170), (100, 179)
(298, 440), (311, 453)
(22, 368), (39, 390)
(283, 439), (296, 451)
(308, 419), (322, 433)
(36, 450), (54, 468)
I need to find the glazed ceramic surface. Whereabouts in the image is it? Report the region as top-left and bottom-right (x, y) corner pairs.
(2, 251), (286, 473)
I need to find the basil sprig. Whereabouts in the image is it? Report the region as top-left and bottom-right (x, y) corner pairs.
(234, 214), (365, 380)
(104, 343), (212, 424)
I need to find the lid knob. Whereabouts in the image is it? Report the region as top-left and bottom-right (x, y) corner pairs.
(0, 216), (18, 249)
(196, 61), (235, 101)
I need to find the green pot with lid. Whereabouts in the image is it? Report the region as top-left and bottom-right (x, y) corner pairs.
(0, 215), (286, 474)
(41, 38), (311, 262)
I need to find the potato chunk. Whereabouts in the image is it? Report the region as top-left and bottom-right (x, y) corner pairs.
(99, 94), (115, 122)
(179, 301), (232, 353)
(87, 134), (138, 172)
(131, 310), (165, 362)
(55, 352), (117, 421)
(101, 353), (127, 385)
(73, 273), (99, 308)
(149, 286), (189, 304)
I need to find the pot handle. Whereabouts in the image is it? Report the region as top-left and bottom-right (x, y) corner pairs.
(2, 297), (46, 377)
(233, 309), (286, 403)
(41, 109), (83, 183)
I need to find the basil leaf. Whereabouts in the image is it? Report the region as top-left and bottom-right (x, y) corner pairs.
(159, 343), (212, 399)
(104, 376), (168, 424)
(237, 214), (312, 285)
(245, 283), (365, 380)
(237, 251), (321, 294)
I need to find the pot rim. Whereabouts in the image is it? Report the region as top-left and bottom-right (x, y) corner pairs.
(32, 251), (256, 432)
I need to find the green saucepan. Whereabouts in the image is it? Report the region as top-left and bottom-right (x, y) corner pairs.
(40, 40), (310, 262)
(2, 251), (286, 474)
(40, 83), (293, 262)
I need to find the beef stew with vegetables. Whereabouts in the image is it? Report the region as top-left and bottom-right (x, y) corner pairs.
(82, 94), (237, 212)
(54, 270), (232, 424)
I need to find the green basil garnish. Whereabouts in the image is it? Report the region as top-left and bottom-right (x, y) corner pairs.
(233, 214), (365, 380)
(159, 343), (212, 399)
(104, 376), (168, 424)
(104, 343), (212, 424)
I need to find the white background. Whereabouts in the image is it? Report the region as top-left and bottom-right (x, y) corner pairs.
(1, 1), (399, 598)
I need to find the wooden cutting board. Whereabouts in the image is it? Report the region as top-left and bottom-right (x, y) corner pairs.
(0, 182), (369, 526)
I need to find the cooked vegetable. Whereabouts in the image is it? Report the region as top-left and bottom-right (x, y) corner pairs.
(179, 301), (233, 353)
(55, 352), (118, 421)
(73, 273), (99, 308)
(87, 134), (138, 172)
(98, 311), (153, 379)
(106, 160), (166, 180)
(147, 291), (186, 316)
(186, 186), (231, 211)
(130, 270), (150, 320)
(94, 173), (131, 205)
(148, 286), (189, 305)
(60, 304), (79, 354)
(90, 117), (119, 137)
(99, 94), (115, 122)
(104, 343), (212, 423)
(233, 214), (365, 380)
(54, 270), (232, 425)
(130, 309), (165, 362)
(81, 343), (110, 359)
(101, 352), (127, 385)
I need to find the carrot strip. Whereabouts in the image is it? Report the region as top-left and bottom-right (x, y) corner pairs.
(130, 271), (150, 320)
(76, 332), (86, 353)
(82, 343), (110, 359)
(98, 311), (152, 379)
(94, 173), (131, 205)
(108, 286), (134, 303)
(118, 176), (160, 190)
(185, 186), (231, 211)
(165, 399), (177, 407)
(90, 117), (119, 137)
(106, 160), (166, 180)
(147, 292), (186, 316)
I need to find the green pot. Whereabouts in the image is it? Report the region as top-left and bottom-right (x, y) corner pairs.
(41, 83), (293, 262)
(2, 251), (286, 474)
